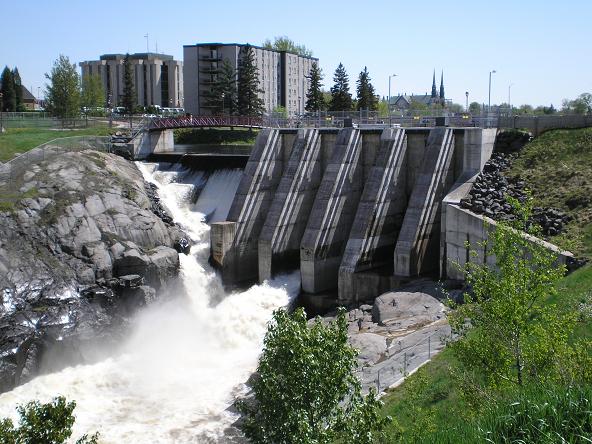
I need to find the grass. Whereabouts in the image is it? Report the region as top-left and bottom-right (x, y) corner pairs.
(378, 264), (592, 442)
(508, 127), (592, 258)
(0, 127), (113, 162)
(0, 187), (39, 213)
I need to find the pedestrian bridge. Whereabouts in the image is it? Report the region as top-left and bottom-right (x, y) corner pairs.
(148, 115), (265, 131)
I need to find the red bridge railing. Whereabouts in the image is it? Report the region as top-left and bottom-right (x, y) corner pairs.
(148, 115), (264, 130)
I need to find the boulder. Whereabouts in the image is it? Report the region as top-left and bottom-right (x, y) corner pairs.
(349, 333), (387, 366)
(372, 290), (446, 329)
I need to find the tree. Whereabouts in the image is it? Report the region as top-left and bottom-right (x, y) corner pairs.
(12, 68), (22, 111)
(263, 36), (313, 57)
(305, 62), (325, 112)
(330, 63), (352, 112)
(121, 53), (135, 115)
(0, 396), (98, 443)
(468, 101), (481, 115)
(44, 55), (80, 118)
(518, 104), (534, 114)
(81, 73), (105, 114)
(1, 66), (16, 112)
(237, 45), (265, 116)
(570, 93), (592, 115)
(356, 66), (378, 111)
(238, 308), (389, 444)
(448, 198), (576, 388)
(204, 59), (237, 115)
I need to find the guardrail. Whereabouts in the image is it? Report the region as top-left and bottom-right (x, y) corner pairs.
(0, 136), (111, 189)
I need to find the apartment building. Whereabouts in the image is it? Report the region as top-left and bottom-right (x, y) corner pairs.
(79, 53), (183, 108)
(183, 43), (317, 116)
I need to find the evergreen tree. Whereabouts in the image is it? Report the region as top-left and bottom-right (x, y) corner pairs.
(0, 67), (16, 112)
(305, 62), (325, 112)
(122, 54), (135, 115)
(204, 59), (238, 115)
(330, 63), (352, 111)
(12, 68), (22, 111)
(356, 66), (378, 111)
(237, 45), (265, 116)
(44, 55), (80, 118)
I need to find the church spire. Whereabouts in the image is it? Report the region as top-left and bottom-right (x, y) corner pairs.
(440, 70), (445, 100)
(431, 69), (437, 98)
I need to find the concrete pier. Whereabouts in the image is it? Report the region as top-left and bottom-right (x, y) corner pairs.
(338, 128), (409, 304)
(393, 127), (455, 277)
(300, 128), (364, 294)
(258, 129), (323, 281)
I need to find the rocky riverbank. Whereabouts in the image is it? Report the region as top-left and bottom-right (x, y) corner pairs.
(0, 150), (189, 391)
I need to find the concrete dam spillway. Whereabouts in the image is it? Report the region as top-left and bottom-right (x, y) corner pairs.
(211, 126), (497, 304)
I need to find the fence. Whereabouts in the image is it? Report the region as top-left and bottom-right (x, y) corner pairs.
(359, 321), (452, 394)
(0, 136), (111, 188)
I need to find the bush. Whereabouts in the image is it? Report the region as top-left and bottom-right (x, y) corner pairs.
(0, 396), (98, 444)
(238, 308), (390, 444)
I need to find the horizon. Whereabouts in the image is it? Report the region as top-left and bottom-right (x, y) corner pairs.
(1, 0), (590, 108)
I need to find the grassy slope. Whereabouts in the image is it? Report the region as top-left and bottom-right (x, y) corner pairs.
(0, 127), (113, 162)
(379, 264), (592, 441)
(173, 127), (259, 145)
(508, 127), (592, 258)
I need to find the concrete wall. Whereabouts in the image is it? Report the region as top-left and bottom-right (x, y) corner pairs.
(132, 129), (175, 159)
(499, 115), (592, 136)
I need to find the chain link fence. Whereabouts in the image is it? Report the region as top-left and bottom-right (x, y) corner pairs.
(359, 321), (452, 394)
(0, 136), (111, 189)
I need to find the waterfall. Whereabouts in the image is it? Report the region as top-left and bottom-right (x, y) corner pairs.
(0, 162), (300, 443)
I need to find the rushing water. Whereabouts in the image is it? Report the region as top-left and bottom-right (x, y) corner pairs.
(0, 163), (300, 443)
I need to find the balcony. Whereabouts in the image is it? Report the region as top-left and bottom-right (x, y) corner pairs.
(199, 67), (219, 74)
(200, 55), (222, 62)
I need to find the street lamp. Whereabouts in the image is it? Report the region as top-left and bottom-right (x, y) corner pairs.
(508, 83), (514, 116)
(488, 70), (496, 113)
(0, 92), (3, 133)
(465, 91), (469, 113)
(388, 73), (397, 126)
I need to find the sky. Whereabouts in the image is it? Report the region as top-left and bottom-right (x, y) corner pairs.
(1, 0), (590, 108)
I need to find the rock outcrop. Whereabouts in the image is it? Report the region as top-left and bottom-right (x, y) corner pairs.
(0, 150), (188, 391)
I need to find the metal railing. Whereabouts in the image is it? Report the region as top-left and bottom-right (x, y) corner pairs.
(0, 136), (111, 188)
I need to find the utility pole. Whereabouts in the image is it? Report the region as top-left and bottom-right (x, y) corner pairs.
(465, 91), (469, 112)
(0, 92), (3, 133)
(144, 34), (149, 53)
(508, 83), (514, 116)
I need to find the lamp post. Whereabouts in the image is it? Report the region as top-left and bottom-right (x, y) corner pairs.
(508, 83), (514, 116)
(488, 70), (496, 114)
(0, 92), (3, 134)
(465, 91), (469, 113)
(388, 73), (397, 126)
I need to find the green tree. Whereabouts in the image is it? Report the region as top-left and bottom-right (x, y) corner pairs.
(448, 199), (575, 388)
(468, 101), (481, 115)
(121, 53), (135, 115)
(237, 45), (265, 116)
(305, 62), (325, 112)
(263, 36), (313, 57)
(81, 73), (105, 114)
(0, 396), (98, 443)
(12, 68), (23, 111)
(44, 54), (80, 118)
(1, 66), (16, 112)
(518, 104), (534, 114)
(238, 308), (389, 444)
(330, 63), (352, 112)
(204, 59), (237, 115)
(356, 66), (378, 111)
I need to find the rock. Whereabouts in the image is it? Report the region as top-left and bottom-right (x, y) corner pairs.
(348, 333), (387, 366)
(118, 274), (144, 288)
(174, 237), (191, 255)
(114, 249), (150, 277)
(372, 290), (446, 329)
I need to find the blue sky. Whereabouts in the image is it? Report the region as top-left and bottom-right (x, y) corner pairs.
(1, 0), (590, 107)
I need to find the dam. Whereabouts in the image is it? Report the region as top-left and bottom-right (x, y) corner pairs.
(210, 125), (497, 304)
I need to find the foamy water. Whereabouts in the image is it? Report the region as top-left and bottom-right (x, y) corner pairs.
(0, 163), (300, 443)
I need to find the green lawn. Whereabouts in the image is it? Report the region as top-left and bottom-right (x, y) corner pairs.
(0, 127), (113, 162)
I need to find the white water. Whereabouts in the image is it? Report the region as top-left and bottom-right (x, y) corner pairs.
(0, 163), (300, 443)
